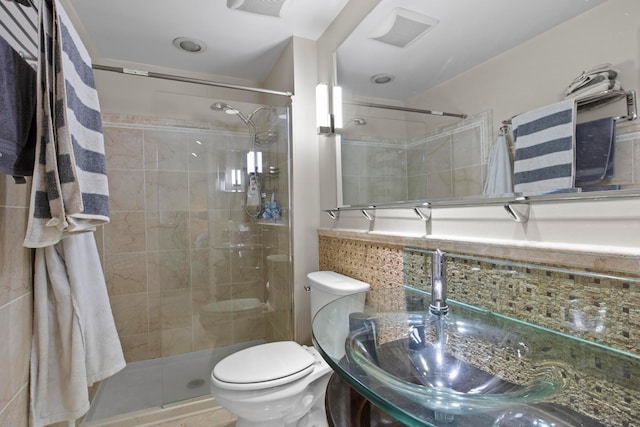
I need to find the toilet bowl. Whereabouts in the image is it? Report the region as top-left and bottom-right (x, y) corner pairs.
(210, 271), (370, 427)
(211, 342), (331, 427)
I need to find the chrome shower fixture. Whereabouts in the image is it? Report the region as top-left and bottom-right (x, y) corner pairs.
(211, 102), (252, 126)
(211, 102), (239, 115)
(211, 102), (280, 145)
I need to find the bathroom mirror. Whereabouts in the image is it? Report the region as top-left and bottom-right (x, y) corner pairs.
(334, 0), (640, 207)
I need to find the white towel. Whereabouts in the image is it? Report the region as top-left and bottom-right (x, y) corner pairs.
(567, 63), (614, 88)
(512, 99), (576, 193)
(30, 233), (126, 427)
(483, 134), (513, 196)
(566, 79), (621, 101)
(24, 0), (109, 248)
(565, 69), (618, 97)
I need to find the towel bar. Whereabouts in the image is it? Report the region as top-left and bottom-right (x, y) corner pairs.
(502, 89), (638, 126)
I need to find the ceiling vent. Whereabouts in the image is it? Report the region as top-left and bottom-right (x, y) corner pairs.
(370, 7), (439, 48)
(226, 0), (291, 17)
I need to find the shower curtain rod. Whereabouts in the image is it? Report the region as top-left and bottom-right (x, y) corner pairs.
(92, 64), (294, 98)
(347, 100), (467, 119)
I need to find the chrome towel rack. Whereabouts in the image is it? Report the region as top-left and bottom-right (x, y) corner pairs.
(502, 89), (638, 127)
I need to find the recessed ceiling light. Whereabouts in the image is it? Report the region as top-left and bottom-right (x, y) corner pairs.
(173, 37), (207, 53)
(371, 74), (395, 84)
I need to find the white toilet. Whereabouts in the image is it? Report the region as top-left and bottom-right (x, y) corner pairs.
(210, 271), (370, 427)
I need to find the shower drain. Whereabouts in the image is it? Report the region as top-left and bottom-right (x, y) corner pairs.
(186, 378), (206, 389)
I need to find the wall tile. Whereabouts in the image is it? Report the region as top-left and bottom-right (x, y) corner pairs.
(425, 134), (452, 173)
(104, 252), (148, 295)
(0, 385), (28, 427)
(9, 295), (31, 403)
(108, 170), (145, 212)
(147, 250), (190, 291)
(452, 126), (482, 169)
(160, 290), (191, 329)
(110, 293), (149, 336)
(104, 211), (146, 254)
(0, 303), (11, 413)
(104, 127), (144, 170)
(146, 211), (189, 251)
(118, 333), (151, 363)
(160, 327), (192, 357)
(145, 171), (189, 212)
(144, 130), (189, 172)
(0, 174), (30, 208)
(0, 207), (31, 307)
(452, 165), (483, 197)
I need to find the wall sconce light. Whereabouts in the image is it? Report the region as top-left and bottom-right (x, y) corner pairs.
(316, 83), (344, 135)
(332, 85), (343, 130)
(316, 83), (332, 135)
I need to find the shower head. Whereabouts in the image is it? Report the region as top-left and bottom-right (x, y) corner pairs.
(211, 101), (281, 145)
(211, 102), (251, 125)
(210, 102), (239, 115)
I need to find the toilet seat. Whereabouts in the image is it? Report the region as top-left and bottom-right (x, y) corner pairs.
(212, 342), (316, 391)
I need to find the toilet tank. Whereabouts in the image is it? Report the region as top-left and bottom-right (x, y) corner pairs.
(307, 271), (370, 360)
(307, 271), (370, 319)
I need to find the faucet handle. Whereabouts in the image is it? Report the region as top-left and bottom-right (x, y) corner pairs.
(431, 249), (446, 280)
(430, 250), (449, 316)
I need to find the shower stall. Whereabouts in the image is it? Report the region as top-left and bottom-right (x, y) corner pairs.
(83, 88), (293, 423)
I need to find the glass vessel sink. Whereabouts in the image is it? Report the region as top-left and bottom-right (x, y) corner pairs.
(345, 308), (564, 414)
(312, 287), (625, 426)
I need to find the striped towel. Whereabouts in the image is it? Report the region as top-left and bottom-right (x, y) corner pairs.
(24, 0), (109, 248)
(512, 99), (576, 194)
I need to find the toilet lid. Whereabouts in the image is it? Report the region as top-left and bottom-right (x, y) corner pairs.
(212, 342), (315, 390)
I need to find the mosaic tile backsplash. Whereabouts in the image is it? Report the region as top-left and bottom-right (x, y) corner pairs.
(404, 248), (640, 356)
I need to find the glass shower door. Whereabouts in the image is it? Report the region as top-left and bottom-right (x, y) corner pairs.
(151, 91), (292, 406)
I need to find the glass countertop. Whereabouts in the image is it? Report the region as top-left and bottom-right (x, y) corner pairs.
(312, 287), (638, 426)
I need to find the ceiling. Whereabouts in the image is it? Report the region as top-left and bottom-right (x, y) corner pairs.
(64, 0), (608, 99)
(336, 0), (608, 101)
(66, 0), (349, 83)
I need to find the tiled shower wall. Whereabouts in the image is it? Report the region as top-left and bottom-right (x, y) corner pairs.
(340, 112), (491, 205)
(0, 175), (32, 425)
(99, 114), (291, 363)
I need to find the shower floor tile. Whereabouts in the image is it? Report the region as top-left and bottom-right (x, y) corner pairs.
(84, 341), (263, 423)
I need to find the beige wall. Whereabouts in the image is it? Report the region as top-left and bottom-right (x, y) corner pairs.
(0, 176), (32, 425)
(289, 37), (321, 344)
(319, 0), (640, 256)
(409, 0), (640, 136)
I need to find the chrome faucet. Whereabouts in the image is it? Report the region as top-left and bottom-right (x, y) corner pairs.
(430, 249), (449, 315)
